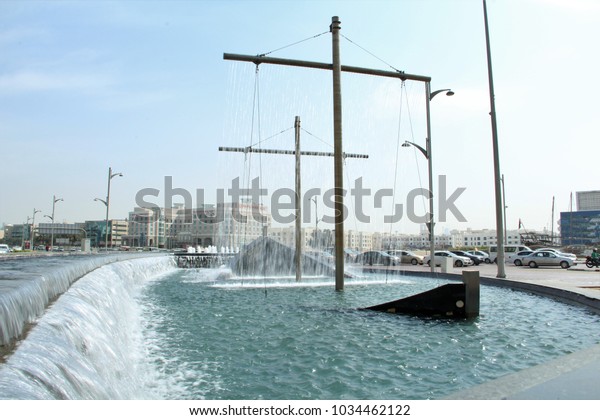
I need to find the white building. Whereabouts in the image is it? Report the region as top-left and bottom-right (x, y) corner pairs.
(268, 226), (314, 250)
(126, 201), (272, 249)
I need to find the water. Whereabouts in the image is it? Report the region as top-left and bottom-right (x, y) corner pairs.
(142, 270), (600, 400)
(1, 258), (600, 400)
(0, 253), (154, 345)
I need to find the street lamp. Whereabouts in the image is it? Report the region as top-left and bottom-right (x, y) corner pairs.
(96, 167), (123, 251)
(94, 198), (108, 250)
(48, 195), (63, 251)
(430, 89), (454, 100)
(22, 216), (32, 249)
(31, 208), (41, 250)
(403, 83), (454, 273)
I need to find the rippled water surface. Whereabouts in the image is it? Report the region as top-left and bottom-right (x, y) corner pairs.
(140, 269), (600, 400)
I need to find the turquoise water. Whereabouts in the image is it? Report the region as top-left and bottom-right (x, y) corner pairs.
(2, 257), (599, 400)
(140, 268), (600, 400)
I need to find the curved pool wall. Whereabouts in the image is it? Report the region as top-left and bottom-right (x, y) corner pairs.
(0, 253), (171, 346)
(0, 256), (177, 399)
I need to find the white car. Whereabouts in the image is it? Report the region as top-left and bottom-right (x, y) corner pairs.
(0, 244), (10, 254)
(423, 251), (474, 267)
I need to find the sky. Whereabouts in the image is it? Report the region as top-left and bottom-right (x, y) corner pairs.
(1, 0), (599, 235)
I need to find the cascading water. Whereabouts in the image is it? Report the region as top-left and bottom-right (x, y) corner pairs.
(0, 254), (156, 345)
(0, 256), (176, 399)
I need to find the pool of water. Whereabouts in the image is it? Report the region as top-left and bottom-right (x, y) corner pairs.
(140, 269), (600, 400)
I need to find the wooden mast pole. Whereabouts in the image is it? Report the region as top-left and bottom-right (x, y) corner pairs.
(295, 116), (302, 282)
(331, 16), (344, 291)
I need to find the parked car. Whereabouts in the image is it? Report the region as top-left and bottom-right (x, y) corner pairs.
(507, 250), (534, 266)
(422, 251), (473, 267)
(0, 244), (10, 254)
(522, 250), (577, 269)
(450, 250), (484, 265)
(357, 251), (399, 266)
(488, 245), (532, 263)
(534, 248), (577, 260)
(469, 250), (490, 262)
(387, 250), (424, 265)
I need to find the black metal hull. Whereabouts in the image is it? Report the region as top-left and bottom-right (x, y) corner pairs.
(363, 283), (467, 318)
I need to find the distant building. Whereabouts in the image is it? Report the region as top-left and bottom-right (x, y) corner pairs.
(124, 201), (272, 249)
(560, 190), (600, 246)
(560, 210), (600, 246)
(576, 191), (600, 211)
(2, 224), (27, 246)
(38, 222), (87, 246)
(268, 226), (315, 250)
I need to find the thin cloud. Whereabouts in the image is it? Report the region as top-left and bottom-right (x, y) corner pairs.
(0, 71), (113, 94)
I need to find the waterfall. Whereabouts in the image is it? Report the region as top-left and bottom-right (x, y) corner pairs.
(0, 254), (155, 345)
(0, 256), (176, 399)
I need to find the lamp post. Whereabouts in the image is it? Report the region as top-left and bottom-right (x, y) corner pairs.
(48, 195), (63, 251)
(402, 84), (453, 273)
(96, 167), (123, 251)
(31, 208), (41, 250)
(22, 216), (32, 249)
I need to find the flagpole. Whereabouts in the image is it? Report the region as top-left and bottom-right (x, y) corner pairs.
(483, 0), (506, 278)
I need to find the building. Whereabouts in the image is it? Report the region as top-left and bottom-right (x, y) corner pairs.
(38, 222), (87, 246)
(560, 210), (600, 246)
(268, 226), (314, 250)
(577, 191), (600, 211)
(560, 190), (600, 246)
(82, 220), (128, 248)
(124, 201), (272, 250)
(125, 207), (167, 248)
(215, 202), (271, 250)
(458, 228), (522, 248)
(2, 224), (31, 247)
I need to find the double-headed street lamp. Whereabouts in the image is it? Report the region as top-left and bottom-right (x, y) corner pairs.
(402, 84), (454, 273)
(95, 167), (123, 251)
(31, 208), (41, 250)
(46, 195), (63, 251)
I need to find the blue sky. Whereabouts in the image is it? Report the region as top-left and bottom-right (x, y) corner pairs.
(1, 0), (599, 235)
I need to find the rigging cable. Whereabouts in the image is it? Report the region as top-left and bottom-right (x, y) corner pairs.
(259, 31), (329, 57)
(404, 83), (427, 217)
(340, 34), (405, 74)
(385, 81), (407, 283)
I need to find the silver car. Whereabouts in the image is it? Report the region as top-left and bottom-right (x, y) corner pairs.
(387, 250), (424, 265)
(534, 248), (577, 260)
(506, 250), (534, 266)
(522, 250), (577, 269)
